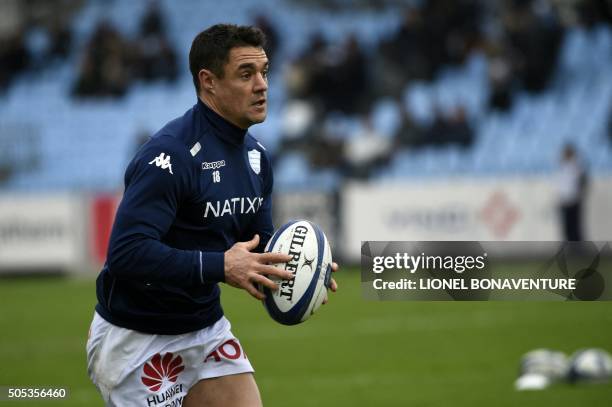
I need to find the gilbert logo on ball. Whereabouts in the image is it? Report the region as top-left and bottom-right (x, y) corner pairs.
(263, 220), (333, 325)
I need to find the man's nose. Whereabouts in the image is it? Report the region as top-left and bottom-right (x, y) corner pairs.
(254, 72), (268, 92)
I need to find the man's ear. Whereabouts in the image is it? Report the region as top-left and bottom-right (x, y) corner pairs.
(198, 69), (216, 94)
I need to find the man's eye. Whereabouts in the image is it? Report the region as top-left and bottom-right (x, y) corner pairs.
(242, 73), (251, 79)
(262, 71), (269, 78)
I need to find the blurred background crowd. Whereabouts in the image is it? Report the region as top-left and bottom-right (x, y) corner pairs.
(0, 0), (610, 191)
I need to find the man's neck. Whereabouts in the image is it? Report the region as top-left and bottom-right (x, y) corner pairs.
(198, 94), (246, 130)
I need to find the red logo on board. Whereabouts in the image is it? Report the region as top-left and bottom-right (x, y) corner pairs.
(480, 191), (520, 238)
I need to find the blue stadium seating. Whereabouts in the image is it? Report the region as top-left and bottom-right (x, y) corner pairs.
(0, 1), (610, 192)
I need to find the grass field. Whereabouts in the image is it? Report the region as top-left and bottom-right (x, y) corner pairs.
(0, 268), (611, 406)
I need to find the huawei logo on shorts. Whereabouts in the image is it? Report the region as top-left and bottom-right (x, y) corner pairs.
(141, 352), (185, 392)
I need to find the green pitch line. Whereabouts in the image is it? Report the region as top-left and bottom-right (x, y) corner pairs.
(0, 267), (610, 406)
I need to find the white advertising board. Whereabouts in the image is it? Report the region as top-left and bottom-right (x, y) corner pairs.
(0, 194), (85, 271)
(342, 176), (612, 261)
(274, 191), (337, 251)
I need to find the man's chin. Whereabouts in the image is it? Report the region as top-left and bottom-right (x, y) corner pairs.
(248, 112), (267, 126)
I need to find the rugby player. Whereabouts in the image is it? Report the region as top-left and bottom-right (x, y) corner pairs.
(86, 24), (338, 407)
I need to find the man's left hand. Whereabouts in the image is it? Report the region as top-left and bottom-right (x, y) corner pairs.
(322, 262), (338, 305)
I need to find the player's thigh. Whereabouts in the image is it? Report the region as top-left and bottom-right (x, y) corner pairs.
(183, 372), (262, 407)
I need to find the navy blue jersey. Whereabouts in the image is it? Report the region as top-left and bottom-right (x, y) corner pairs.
(95, 99), (274, 334)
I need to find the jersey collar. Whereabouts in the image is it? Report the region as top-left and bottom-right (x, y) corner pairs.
(197, 99), (247, 146)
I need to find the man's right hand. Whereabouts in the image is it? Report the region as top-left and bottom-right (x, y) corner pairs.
(224, 234), (293, 300)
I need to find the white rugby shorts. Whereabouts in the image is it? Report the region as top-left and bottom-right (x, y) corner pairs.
(86, 312), (254, 406)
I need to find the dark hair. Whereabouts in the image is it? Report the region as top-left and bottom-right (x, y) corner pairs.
(189, 24), (266, 92)
(563, 143), (577, 160)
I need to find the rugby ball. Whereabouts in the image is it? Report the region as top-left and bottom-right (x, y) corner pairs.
(514, 349), (569, 391)
(262, 220), (333, 325)
(567, 348), (612, 383)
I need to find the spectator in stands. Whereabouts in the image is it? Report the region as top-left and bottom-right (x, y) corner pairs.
(134, 34), (178, 82)
(133, 1), (178, 82)
(287, 32), (369, 114)
(0, 30), (30, 91)
(285, 32), (329, 101)
(425, 106), (473, 148)
(139, 0), (165, 37)
(426, 108), (450, 147)
(578, 0), (612, 28)
(325, 34), (369, 114)
(48, 16), (72, 60)
(487, 46), (514, 111)
(72, 20), (130, 97)
(73, 3), (180, 98)
(307, 131), (344, 171)
(343, 115), (392, 179)
(428, 0), (483, 66)
(503, 0), (564, 93)
(376, 7), (429, 88)
(376, 0), (484, 93)
(27, 14), (73, 67)
(556, 144), (589, 241)
(254, 15), (279, 64)
(421, 0), (484, 72)
(0, 0), (77, 90)
(445, 106), (473, 147)
(278, 99), (317, 154)
(394, 103), (425, 148)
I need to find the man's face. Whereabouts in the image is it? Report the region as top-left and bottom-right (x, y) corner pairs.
(212, 46), (269, 129)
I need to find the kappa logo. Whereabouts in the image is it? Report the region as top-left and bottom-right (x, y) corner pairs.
(202, 160), (226, 170)
(248, 149), (261, 175)
(141, 352), (185, 392)
(149, 153), (174, 174)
